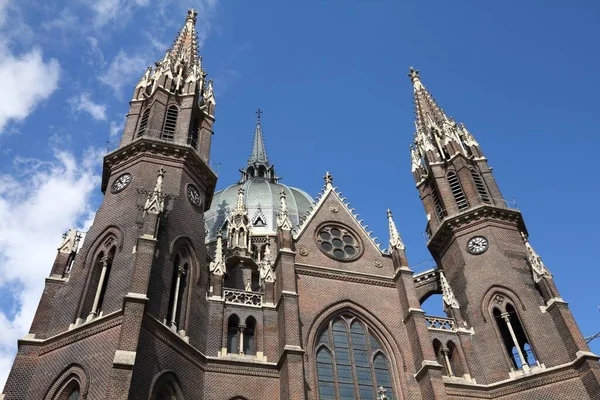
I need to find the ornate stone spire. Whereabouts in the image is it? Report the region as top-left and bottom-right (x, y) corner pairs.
(134, 9), (209, 99)
(386, 209), (405, 251)
(277, 189), (293, 230)
(439, 270), (460, 309)
(234, 187), (247, 216)
(521, 232), (550, 282)
(248, 109), (269, 165)
(144, 167), (166, 214)
(209, 232), (225, 275)
(409, 67), (482, 179)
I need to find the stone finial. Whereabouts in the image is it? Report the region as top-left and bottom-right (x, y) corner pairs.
(277, 189), (293, 230)
(186, 8), (198, 24)
(408, 66), (420, 84)
(209, 232), (225, 275)
(144, 167), (166, 214)
(324, 171), (333, 189)
(521, 232), (550, 282)
(387, 209), (406, 252)
(377, 386), (389, 400)
(234, 187), (246, 215)
(58, 229), (82, 254)
(439, 270), (460, 309)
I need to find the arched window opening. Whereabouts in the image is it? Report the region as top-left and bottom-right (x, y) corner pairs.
(447, 341), (461, 377)
(188, 118), (200, 149)
(243, 316), (256, 355)
(431, 186), (446, 221)
(420, 293), (448, 319)
(258, 165), (266, 178)
(67, 388), (80, 400)
(227, 314), (240, 354)
(247, 166), (255, 177)
(86, 245), (115, 320)
(470, 169), (491, 203)
(167, 256), (188, 331)
(162, 106), (178, 140)
(447, 171), (468, 211)
(493, 305), (537, 371)
(137, 108), (150, 137)
(150, 374), (181, 400)
(315, 315), (395, 400)
(316, 347), (335, 400)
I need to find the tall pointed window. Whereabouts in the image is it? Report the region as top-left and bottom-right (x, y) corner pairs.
(227, 314), (240, 354)
(493, 304), (538, 371)
(137, 108), (150, 137)
(85, 245), (116, 320)
(470, 169), (491, 204)
(447, 171), (469, 211)
(167, 255), (188, 331)
(243, 316), (256, 355)
(162, 106), (178, 140)
(315, 314), (395, 400)
(188, 118), (200, 149)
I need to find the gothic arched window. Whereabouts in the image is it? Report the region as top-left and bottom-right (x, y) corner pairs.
(447, 171), (468, 211)
(82, 243), (116, 320)
(431, 185), (446, 221)
(167, 255), (189, 331)
(67, 389), (80, 400)
(493, 304), (538, 371)
(162, 105), (178, 140)
(227, 314), (240, 354)
(315, 315), (395, 400)
(470, 169), (491, 204)
(137, 108), (150, 138)
(243, 316), (256, 355)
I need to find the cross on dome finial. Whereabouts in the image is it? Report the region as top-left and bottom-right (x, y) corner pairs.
(408, 66), (420, 83)
(324, 171), (333, 189)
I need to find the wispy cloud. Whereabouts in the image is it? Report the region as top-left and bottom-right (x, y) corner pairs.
(109, 118), (124, 138)
(99, 49), (148, 98)
(0, 43), (60, 133)
(0, 147), (102, 389)
(68, 93), (107, 121)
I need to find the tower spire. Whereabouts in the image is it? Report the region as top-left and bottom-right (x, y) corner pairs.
(409, 68), (483, 178)
(248, 109), (269, 165)
(386, 209), (405, 251)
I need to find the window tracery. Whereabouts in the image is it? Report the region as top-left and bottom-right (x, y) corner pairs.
(315, 314), (395, 400)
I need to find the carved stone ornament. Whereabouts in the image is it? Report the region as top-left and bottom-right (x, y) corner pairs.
(374, 260), (383, 268)
(299, 247), (309, 257)
(329, 205), (339, 213)
(493, 294), (505, 305)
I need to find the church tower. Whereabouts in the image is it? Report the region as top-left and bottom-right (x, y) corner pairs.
(2, 9), (217, 399)
(409, 67), (600, 390)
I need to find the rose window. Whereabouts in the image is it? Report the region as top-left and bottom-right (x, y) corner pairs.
(317, 225), (361, 261)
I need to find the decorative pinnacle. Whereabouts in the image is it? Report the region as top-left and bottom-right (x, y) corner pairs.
(387, 209), (405, 251)
(248, 109), (269, 166)
(324, 171), (333, 189)
(186, 9), (198, 24)
(235, 187), (246, 214)
(256, 108), (262, 123)
(280, 189), (288, 214)
(408, 66), (420, 83)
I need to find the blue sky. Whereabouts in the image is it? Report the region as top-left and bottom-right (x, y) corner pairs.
(1, 0), (599, 387)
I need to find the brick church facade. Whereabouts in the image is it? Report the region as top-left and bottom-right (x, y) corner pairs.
(3, 9), (600, 400)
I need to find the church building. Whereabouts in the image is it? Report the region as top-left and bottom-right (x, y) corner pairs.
(3, 9), (600, 400)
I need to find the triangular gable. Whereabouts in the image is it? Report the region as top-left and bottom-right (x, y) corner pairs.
(294, 185), (383, 255)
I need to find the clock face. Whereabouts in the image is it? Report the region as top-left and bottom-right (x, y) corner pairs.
(187, 184), (202, 208)
(111, 173), (132, 193)
(467, 236), (489, 255)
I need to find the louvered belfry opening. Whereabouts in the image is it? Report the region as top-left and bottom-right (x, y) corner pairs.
(188, 118), (199, 149)
(447, 171), (468, 211)
(471, 169), (491, 204)
(431, 185), (446, 220)
(162, 106), (179, 140)
(137, 108), (150, 137)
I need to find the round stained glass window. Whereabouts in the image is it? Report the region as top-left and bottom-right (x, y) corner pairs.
(316, 225), (361, 261)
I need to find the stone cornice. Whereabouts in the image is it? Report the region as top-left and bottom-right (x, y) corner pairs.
(444, 352), (599, 398)
(295, 263), (395, 288)
(102, 139), (217, 210)
(427, 205), (526, 255)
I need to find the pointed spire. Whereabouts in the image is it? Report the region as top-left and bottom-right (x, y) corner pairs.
(387, 209), (405, 251)
(134, 9), (209, 99)
(277, 189), (293, 230)
(234, 187), (247, 216)
(248, 109), (269, 165)
(439, 270), (460, 309)
(144, 167), (166, 214)
(521, 232), (550, 282)
(209, 231), (225, 275)
(408, 67), (479, 170)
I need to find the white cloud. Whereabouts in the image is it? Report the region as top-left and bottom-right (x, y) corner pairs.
(99, 49), (147, 97)
(89, 0), (149, 28)
(0, 43), (60, 133)
(0, 148), (102, 389)
(109, 118), (124, 138)
(68, 93), (107, 121)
